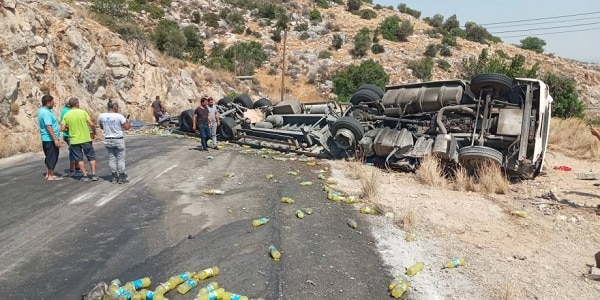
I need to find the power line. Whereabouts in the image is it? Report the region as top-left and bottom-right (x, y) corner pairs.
(485, 16), (600, 29)
(480, 11), (600, 26)
(490, 21), (600, 34)
(497, 27), (600, 38)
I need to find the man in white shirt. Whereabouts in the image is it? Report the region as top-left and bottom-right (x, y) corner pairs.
(207, 97), (220, 149)
(98, 101), (131, 183)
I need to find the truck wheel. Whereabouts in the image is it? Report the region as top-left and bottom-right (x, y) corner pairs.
(470, 73), (513, 98)
(357, 84), (384, 99)
(331, 117), (364, 150)
(218, 97), (233, 106)
(219, 117), (239, 140)
(178, 109), (195, 133)
(350, 88), (382, 105)
(458, 146), (503, 169)
(253, 98), (272, 109)
(234, 94), (253, 108)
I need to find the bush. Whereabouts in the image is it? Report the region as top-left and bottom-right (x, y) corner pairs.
(359, 9), (377, 20)
(352, 27), (370, 57)
(425, 13), (444, 27)
(439, 45), (452, 57)
(91, 0), (129, 20)
(309, 8), (322, 22)
(347, 0), (362, 12)
(300, 32), (310, 40)
(318, 50), (332, 59)
(332, 33), (344, 50)
(372, 28), (379, 43)
(203, 12), (220, 28)
(146, 4), (164, 19)
(128, 1), (144, 12)
(225, 10), (245, 27)
(374, 4), (383, 10)
(442, 14), (460, 33)
(295, 23), (309, 32)
(315, 0), (329, 9)
(464, 22), (500, 44)
(424, 44), (439, 57)
(160, 0), (171, 7)
(271, 28), (282, 42)
(519, 36), (546, 54)
(330, 59), (389, 102)
(183, 26), (205, 62)
(397, 19), (414, 41)
(153, 20), (187, 58)
(371, 43), (385, 54)
(191, 10), (201, 24)
(114, 23), (147, 42)
(332, 0), (345, 4)
(543, 72), (584, 118)
(461, 49), (539, 79)
(437, 59), (451, 71)
(380, 16), (413, 42)
(222, 41), (268, 75)
(407, 57), (434, 80)
(397, 3), (421, 18)
(441, 34), (457, 47)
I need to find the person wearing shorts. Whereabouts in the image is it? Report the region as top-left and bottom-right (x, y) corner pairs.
(60, 100), (81, 176)
(61, 97), (98, 182)
(37, 95), (62, 181)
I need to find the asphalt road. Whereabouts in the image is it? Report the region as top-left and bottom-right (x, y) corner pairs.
(0, 135), (391, 300)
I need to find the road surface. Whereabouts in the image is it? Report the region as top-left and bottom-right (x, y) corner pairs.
(0, 135), (392, 299)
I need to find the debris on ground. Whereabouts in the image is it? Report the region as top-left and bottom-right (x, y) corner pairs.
(406, 262), (424, 276)
(304, 208), (313, 215)
(203, 189), (225, 195)
(281, 197), (295, 204)
(300, 181), (313, 186)
(252, 217), (270, 227)
(224, 172), (235, 178)
(553, 165), (572, 171)
(405, 232), (417, 242)
(296, 210), (305, 219)
(388, 276), (410, 298)
(443, 257), (465, 269)
(347, 219), (358, 229)
(269, 245), (281, 261)
(510, 210), (527, 218)
(360, 206), (377, 215)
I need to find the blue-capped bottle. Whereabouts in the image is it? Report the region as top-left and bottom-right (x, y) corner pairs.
(177, 278), (199, 295)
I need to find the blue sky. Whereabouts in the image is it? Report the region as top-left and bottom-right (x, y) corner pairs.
(374, 0), (600, 62)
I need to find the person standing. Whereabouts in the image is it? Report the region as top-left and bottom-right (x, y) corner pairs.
(151, 95), (168, 123)
(207, 97), (220, 149)
(192, 97), (212, 151)
(61, 97), (98, 182)
(60, 100), (81, 176)
(99, 101), (131, 183)
(37, 95), (63, 181)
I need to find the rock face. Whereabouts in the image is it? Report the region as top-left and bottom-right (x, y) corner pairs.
(0, 0), (210, 127)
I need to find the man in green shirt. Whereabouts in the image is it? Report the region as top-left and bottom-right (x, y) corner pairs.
(61, 97), (98, 182)
(60, 100), (81, 176)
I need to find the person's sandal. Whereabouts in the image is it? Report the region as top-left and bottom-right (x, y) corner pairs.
(47, 176), (64, 181)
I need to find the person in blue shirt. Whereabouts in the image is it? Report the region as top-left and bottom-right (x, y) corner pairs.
(37, 95), (62, 181)
(60, 100), (81, 176)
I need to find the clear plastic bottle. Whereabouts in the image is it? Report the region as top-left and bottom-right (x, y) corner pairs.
(252, 218), (270, 227)
(108, 279), (121, 295)
(327, 191), (343, 202)
(203, 189), (225, 195)
(280, 197), (295, 204)
(295, 210), (304, 219)
(510, 210), (527, 218)
(360, 206), (377, 215)
(196, 288), (225, 300)
(195, 266), (219, 280)
(304, 208), (313, 215)
(317, 174), (326, 180)
(224, 172), (235, 178)
(124, 277), (151, 291)
(347, 219), (357, 229)
(138, 289), (156, 300)
(443, 257), (465, 269)
(389, 276), (409, 298)
(266, 174), (274, 180)
(406, 262), (424, 276)
(405, 232), (417, 242)
(343, 196), (360, 204)
(222, 292), (250, 300)
(196, 282), (218, 295)
(307, 161), (317, 166)
(155, 272), (194, 295)
(299, 181), (313, 186)
(325, 179), (338, 185)
(287, 171), (298, 176)
(269, 245), (281, 260)
(322, 185), (334, 193)
(177, 278), (200, 295)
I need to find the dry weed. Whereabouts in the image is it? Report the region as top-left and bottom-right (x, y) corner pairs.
(402, 205), (417, 231)
(549, 117), (600, 159)
(345, 159), (364, 180)
(498, 283), (515, 300)
(0, 129), (40, 158)
(453, 166), (477, 192)
(359, 169), (379, 200)
(477, 162), (509, 194)
(416, 155), (446, 187)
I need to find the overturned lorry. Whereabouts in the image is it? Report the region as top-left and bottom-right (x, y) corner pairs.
(179, 73), (552, 179)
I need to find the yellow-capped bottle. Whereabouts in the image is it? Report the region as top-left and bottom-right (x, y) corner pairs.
(124, 277), (151, 291)
(405, 232), (417, 242)
(222, 291), (250, 300)
(304, 208), (313, 215)
(177, 278), (200, 295)
(196, 282), (218, 296)
(443, 257), (465, 269)
(268, 245), (281, 260)
(360, 206), (377, 215)
(196, 288), (225, 300)
(347, 219), (357, 229)
(280, 197), (295, 204)
(326, 179), (338, 185)
(252, 218), (270, 227)
(328, 191), (343, 201)
(300, 181), (313, 186)
(307, 161), (317, 166)
(389, 276), (409, 298)
(406, 262), (424, 276)
(295, 210), (304, 219)
(195, 266), (219, 280)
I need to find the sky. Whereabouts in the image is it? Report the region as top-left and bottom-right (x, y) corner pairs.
(374, 0), (600, 62)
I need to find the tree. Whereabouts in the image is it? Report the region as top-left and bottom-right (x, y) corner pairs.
(331, 59), (389, 101)
(442, 14), (460, 33)
(352, 27), (370, 57)
(461, 49), (539, 79)
(359, 9), (377, 20)
(183, 26), (205, 62)
(543, 72), (585, 118)
(519, 36), (546, 54)
(332, 33), (344, 50)
(426, 14), (444, 28)
(347, 0), (362, 12)
(223, 41), (268, 75)
(397, 19), (414, 41)
(153, 20), (186, 58)
(397, 3), (421, 18)
(464, 22), (500, 44)
(407, 57), (434, 80)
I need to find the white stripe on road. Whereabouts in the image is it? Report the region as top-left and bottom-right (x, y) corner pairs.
(70, 192), (92, 204)
(94, 177), (142, 207)
(154, 164), (178, 179)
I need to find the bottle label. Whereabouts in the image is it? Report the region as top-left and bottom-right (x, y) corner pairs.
(179, 273), (191, 280)
(187, 279), (198, 288)
(132, 279), (143, 289)
(259, 218), (267, 223)
(205, 283), (215, 292)
(231, 294), (242, 300)
(452, 258), (460, 268)
(205, 268), (214, 276)
(207, 290), (218, 300)
(146, 291), (155, 300)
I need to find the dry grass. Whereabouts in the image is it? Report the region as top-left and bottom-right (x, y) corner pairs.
(0, 129), (41, 158)
(359, 169), (379, 201)
(498, 283), (515, 300)
(452, 163), (509, 195)
(10, 102), (19, 115)
(549, 117), (600, 159)
(401, 204), (417, 231)
(344, 158), (364, 180)
(415, 155), (447, 187)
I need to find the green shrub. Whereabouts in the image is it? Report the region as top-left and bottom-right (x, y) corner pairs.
(330, 59), (389, 102)
(352, 27), (370, 57)
(309, 8), (322, 22)
(332, 33), (344, 50)
(128, 1), (143, 12)
(332, 0), (345, 4)
(271, 28), (282, 42)
(191, 10), (201, 24)
(441, 34), (457, 47)
(91, 0), (129, 20)
(371, 43), (385, 54)
(359, 9), (377, 20)
(203, 12), (220, 28)
(464, 22), (500, 44)
(115, 23), (147, 42)
(295, 23), (309, 32)
(146, 4), (164, 19)
(374, 4), (383, 10)
(424, 44), (439, 57)
(225, 10), (245, 27)
(437, 59), (451, 71)
(347, 0), (362, 12)
(442, 14), (460, 33)
(425, 13), (444, 27)
(153, 20), (186, 58)
(232, 26), (245, 34)
(315, 0), (329, 9)
(217, 41), (268, 75)
(318, 50), (332, 59)
(449, 27), (465, 38)
(160, 0), (172, 7)
(397, 3), (421, 18)
(256, 3), (286, 20)
(543, 72), (584, 118)
(300, 32), (310, 40)
(372, 28), (379, 43)
(439, 45), (452, 57)
(461, 49), (539, 79)
(519, 36), (546, 54)
(183, 26), (205, 62)
(407, 57), (434, 80)
(380, 16), (413, 42)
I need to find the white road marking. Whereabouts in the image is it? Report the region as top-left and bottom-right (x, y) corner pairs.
(70, 192), (91, 204)
(154, 164), (178, 179)
(94, 177), (142, 207)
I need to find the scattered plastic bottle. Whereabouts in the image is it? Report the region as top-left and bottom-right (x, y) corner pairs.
(443, 257), (465, 269)
(296, 210), (304, 219)
(347, 219), (358, 229)
(287, 171), (298, 176)
(196, 282), (218, 296)
(242, 145), (251, 149)
(325, 179), (338, 185)
(138, 289), (157, 300)
(406, 262), (424, 276)
(389, 276), (410, 298)
(252, 218), (270, 227)
(269, 245), (281, 260)
(177, 278), (200, 295)
(360, 206), (377, 215)
(280, 197), (295, 204)
(322, 185), (334, 193)
(108, 279), (121, 295)
(155, 272), (194, 295)
(317, 174), (326, 180)
(124, 277), (151, 291)
(195, 266), (219, 280)
(318, 169), (328, 173)
(304, 208), (313, 215)
(222, 292), (250, 300)
(266, 174), (274, 180)
(196, 287), (225, 300)
(327, 191), (343, 202)
(207, 156), (215, 160)
(300, 181), (313, 186)
(511, 210), (527, 218)
(405, 232), (417, 242)
(203, 189), (225, 195)
(224, 172), (235, 178)
(343, 196), (360, 204)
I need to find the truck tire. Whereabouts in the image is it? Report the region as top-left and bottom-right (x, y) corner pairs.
(253, 98), (272, 109)
(234, 94), (253, 108)
(357, 84), (384, 99)
(218, 117), (239, 140)
(331, 116), (364, 150)
(458, 146), (503, 168)
(179, 109), (195, 133)
(350, 88), (382, 105)
(470, 73), (513, 98)
(218, 97), (233, 106)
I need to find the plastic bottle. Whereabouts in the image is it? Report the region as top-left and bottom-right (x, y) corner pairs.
(347, 219), (357, 229)
(196, 282), (218, 295)
(307, 161), (317, 166)
(124, 277), (151, 291)
(108, 279), (121, 295)
(196, 288), (225, 300)
(343, 196), (360, 204)
(195, 266), (219, 280)
(224, 172), (235, 178)
(280, 197), (295, 204)
(389, 276), (409, 298)
(318, 169), (328, 173)
(269, 245), (281, 260)
(252, 218), (270, 227)
(203, 189), (225, 195)
(406, 262), (424, 276)
(304, 208), (313, 215)
(295, 210), (304, 219)
(299, 181), (313, 186)
(327, 191), (343, 202)
(510, 210), (527, 218)
(138, 289), (156, 300)
(405, 232), (417, 242)
(317, 174), (326, 180)
(155, 272), (195, 295)
(322, 185), (334, 193)
(222, 292), (250, 300)
(443, 257), (465, 269)
(177, 278), (200, 295)
(287, 171), (298, 176)
(266, 174), (274, 180)
(325, 179), (338, 185)
(360, 206), (377, 215)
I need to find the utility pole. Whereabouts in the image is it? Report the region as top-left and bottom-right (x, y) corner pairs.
(280, 29), (288, 103)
